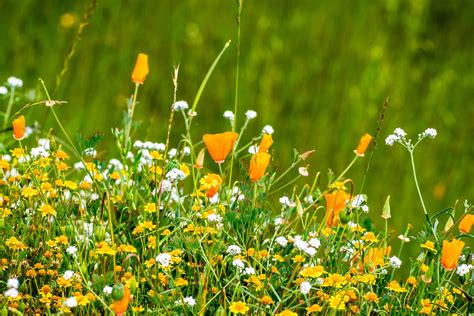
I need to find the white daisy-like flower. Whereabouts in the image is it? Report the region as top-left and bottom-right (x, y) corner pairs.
(7, 76), (23, 88)
(156, 253), (172, 267)
(244, 267), (255, 275)
(308, 238), (321, 249)
(223, 110), (235, 121)
(275, 236), (288, 247)
(262, 125), (274, 135)
(293, 235), (308, 251)
(304, 247), (317, 257)
(172, 100), (189, 111)
(7, 278), (19, 289)
(183, 296), (196, 307)
(65, 296), (78, 308)
(226, 245), (241, 255)
(0, 86), (8, 95)
(245, 110), (257, 120)
(103, 286), (113, 295)
(300, 281), (311, 295)
(389, 256), (402, 269)
(63, 270), (75, 280)
(66, 246), (78, 256)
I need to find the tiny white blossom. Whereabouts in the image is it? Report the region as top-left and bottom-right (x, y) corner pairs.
(4, 288), (19, 298)
(166, 168), (186, 181)
(232, 258), (245, 270)
(275, 236), (288, 247)
(361, 205), (369, 213)
(168, 148), (177, 158)
(65, 296), (78, 308)
(389, 256), (402, 269)
(293, 235), (308, 251)
(172, 100), (189, 111)
(183, 296), (196, 306)
(394, 128), (406, 137)
(244, 267), (255, 275)
(308, 238), (321, 249)
(103, 286), (113, 295)
(298, 167), (309, 177)
(279, 196), (294, 208)
(385, 134), (399, 146)
(245, 110), (257, 120)
(223, 110), (235, 121)
(262, 125), (274, 135)
(248, 145), (259, 154)
(398, 234), (410, 243)
(227, 245), (241, 255)
(274, 217), (285, 226)
(153, 143), (166, 151)
(84, 148), (97, 157)
(182, 146), (191, 156)
(133, 140), (143, 149)
(7, 76), (23, 88)
(300, 281), (311, 295)
(63, 270), (75, 280)
(0, 86), (8, 95)
(156, 253), (172, 267)
(423, 128), (437, 138)
(66, 246), (78, 256)
(456, 264), (472, 277)
(7, 278), (19, 289)
(304, 247), (317, 257)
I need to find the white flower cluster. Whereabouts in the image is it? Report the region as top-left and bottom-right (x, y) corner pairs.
(223, 110), (235, 121)
(63, 270), (75, 280)
(175, 296), (196, 307)
(133, 140), (166, 151)
(156, 253), (172, 268)
(456, 264), (472, 277)
(8, 76), (23, 88)
(226, 245), (242, 255)
(385, 127), (437, 147)
(419, 128), (437, 139)
(172, 100), (189, 111)
(4, 278), (20, 298)
(389, 256), (402, 269)
(291, 235), (320, 257)
(279, 196), (295, 208)
(385, 128), (407, 146)
(245, 110), (257, 120)
(64, 296), (78, 308)
(350, 194), (369, 213)
(262, 125), (274, 135)
(300, 281), (311, 295)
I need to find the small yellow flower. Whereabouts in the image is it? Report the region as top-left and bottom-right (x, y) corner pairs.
(22, 187), (38, 198)
(306, 304), (322, 314)
(420, 241), (437, 253)
(174, 278), (188, 287)
(300, 266), (326, 278)
(229, 301), (249, 314)
(292, 255), (306, 263)
(386, 280), (407, 293)
(144, 202), (157, 213)
(364, 292), (379, 303)
(407, 276), (417, 286)
(40, 204), (56, 217)
(260, 295), (274, 305)
(276, 310), (298, 316)
(362, 232), (379, 243)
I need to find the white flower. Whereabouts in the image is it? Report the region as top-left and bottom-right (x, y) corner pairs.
(248, 145), (259, 154)
(183, 146), (191, 156)
(103, 286), (113, 295)
(38, 138), (50, 149)
(63, 270), (75, 280)
(304, 195), (314, 204)
(351, 195), (365, 208)
(133, 140), (143, 149)
(172, 100), (189, 111)
(226, 245), (241, 255)
(156, 253), (172, 267)
(30, 146), (49, 158)
(308, 238), (321, 249)
(385, 134), (399, 146)
(456, 264), (472, 277)
(300, 281), (311, 295)
(275, 236), (288, 247)
(183, 296), (196, 307)
(423, 128), (437, 138)
(0, 86), (8, 95)
(153, 143), (166, 151)
(244, 267), (255, 275)
(293, 235), (308, 251)
(166, 168), (186, 181)
(66, 246), (78, 256)
(389, 256), (402, 269)
(245, 110), (257, 120)
(394, 128), (407, 137)
(279, 196), (294, 208)
(4, 288), (19, 298)
(274, 217), (285, 226)
(298, 167), (309, 177)
(315, 278), (324, 285)
(361, 205), (369, 213)
(304, 247), (317, 257)
(398, 234), (410, 243)
(84, 148), (97, 157)
(262, 125), (274, 135)
(7, 278), (19, 289)
(168, 148), (177, 158)
(65, 296), (78, 308)
(223, 110), (235, 121)
(7, 76), (23, 88)
(232, 258), (245, 269)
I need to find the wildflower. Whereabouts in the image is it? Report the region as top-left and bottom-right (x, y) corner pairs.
(132, 53), (149, 84)
(7, 278), (19, 289)
(144, 202), (157, 214)
(354, 133), (372, 157)
(420, 240), (437, 253)
(0, 86), (7, 94)
(421, 128), (437, 138)
(223, 110), (235, 121)
(275, 236), (288, 247)
(364, 292), (379, 303)
(229, 301), (249, 314)
(459, 214), (474, 234)
(300, 281), (311, 294)
(7, 76), (23, 88)
(386, 280), (407, 292)
(456, 264), (472, 277)
(244, 267), (255, 275)
(194, 148), (206, 169)
(324, 189), (347, 227)
(232, 258), (245, 270)
(227, 245), (242, 255)
(156, 253), (172, 268)
(407, 276), (417, 286)
(65, 296), (78, 308)
(103, 286), (113, 295)
(262, 125), (274, 135)
(389, 256), (402, 269)
(12, 116), (26, 141)
(441, 239), (465, 270)
(245, 110), (257, 120)
(202, 132), (238, 164)
(249, 152), (271, 182)
(329, 295), (346, 310)
(306, 304), (322, 314)
(258, 134), (273, 153)
(385, 134), (399, 146)
(4, 288), (19, 298)
(276, 310), (297, 316)
(183, 296), (196, 307)
(111, 287), (131, 316)
(300, 266), (326, 278)
(398, 234), (410, 242)
(364, 246), (391, 266)
(172, 100), (189, 111)
(166, 168), (186, 181)
(362, 232), (379, 243)
(308, 238), (321, 249)
(394, 128), (407, 137)
(63, 270), (75, 280)
(40, 204), (56, 217)
(199, 173), (222, 198)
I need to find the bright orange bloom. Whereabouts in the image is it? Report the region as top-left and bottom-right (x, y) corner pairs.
(459, 214), (474, 234)
(111, 287), (131, 316)
(363, 246), (391, 266)
(441, 239), (465, 271)
(12, 115), (26, 141)
(132, 53), (149, 84)
(354, 133), (373, 157)
(249, 152), (271, 182)
(202, 132), (238, 164)
(324, 189), (348, 226)
(258, 134), (273, 153)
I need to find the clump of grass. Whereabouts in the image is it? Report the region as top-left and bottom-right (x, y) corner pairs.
(0, 46), (473, 316)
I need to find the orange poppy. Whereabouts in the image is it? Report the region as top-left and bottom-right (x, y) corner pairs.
(202, 132), (238, 164)
(258, 134), (273, 153)
(132, 53), (149, 84)
(249, 152), (271, 182)
(111, 287), (131, 316)
(354, 133), (373, 157)
(12, 115), (26, 141)
(324, 190), (348, 227)
(459, 214), (474, 234)
(441, 239), (465, 271)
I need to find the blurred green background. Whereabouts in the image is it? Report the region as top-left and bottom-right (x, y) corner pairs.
(1, 0), (473, 249)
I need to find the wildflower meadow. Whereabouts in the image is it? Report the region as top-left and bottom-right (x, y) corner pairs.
(1, 1), (473, 315)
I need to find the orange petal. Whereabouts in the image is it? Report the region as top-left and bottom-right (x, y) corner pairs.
(132, 53), (149, 84)
(354, 133), (372, 157)
(12, 115), (26, 141)
(249, 152), (271, 182)
(258, 134), (273, 153)
(202, 132), (238, 164)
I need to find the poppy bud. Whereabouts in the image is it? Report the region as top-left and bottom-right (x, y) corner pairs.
(12, 115), (26, 141)
(249, 152), (271, 182)
(258, 134), (273, 153)
(195, 148), (206, 169)
(354, 133), (372, 157)
(458, 214), (473, 234)
(132, 53), (149, 84)
(441, 239), (465, 271)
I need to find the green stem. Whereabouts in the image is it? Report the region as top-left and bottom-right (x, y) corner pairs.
(3, 87), (16, 129)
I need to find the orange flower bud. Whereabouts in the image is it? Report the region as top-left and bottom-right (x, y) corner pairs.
(354, 133), (373, 157)
(258, 134), (273, 153)
(441, 239), (465, 271)
(324, 190), (347, 227)
(12, 115), (26, 141)
(249, 152), (271, 182)
(194, 148), (206, 169)
(111, 287), (131, 316)
(202, 132), (238, 164)
(459, 214), (474, 234)
(131, 53), (149, 84)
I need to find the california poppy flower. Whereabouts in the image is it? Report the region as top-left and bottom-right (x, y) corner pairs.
(363, 246), (391, 267)
(132, 53), (149, 84)
(324, 190), (348, 227)
(354, 133), (373, 157)
(12, 115), (26, 141)
(459, 214), (474, 234)
(111, 287), (131, 316)
(441, 239), (465, 271)
(202, 132), (238, 164)
(258, 134), (273, 153)
(249, 152), (271, 182)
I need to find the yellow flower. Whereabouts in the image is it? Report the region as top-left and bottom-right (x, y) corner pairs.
(132, 306), (145, 313)
(117, 244), (137, 253)
(260, 295), (274, 305)
(306, 304), (322, 314)
(174, 278), (188, 287)
(22, 187), (38, 198)
(364, 292), (379, 303)
(10, 147), (24, 158)
(229, 301), (249, 314)
(142, 221), (156, 231)
(39, 204), (56, 217)
(420, 240), (437, 253)
(362, 232), (379, 243)
(144, 202), (157, 213)
(300, 266), (326, 278)
(407, 276), (417, 286)
(5, 236), (27, 251)
(292, 255), (305, 263)
(329, 295), (346, 310)
(276, 310), (297, 316)
(386, 280), (407, 293)
(95, 242), (116, 256)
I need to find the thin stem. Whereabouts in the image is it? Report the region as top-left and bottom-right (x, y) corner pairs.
(3, 87), (16, 129)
